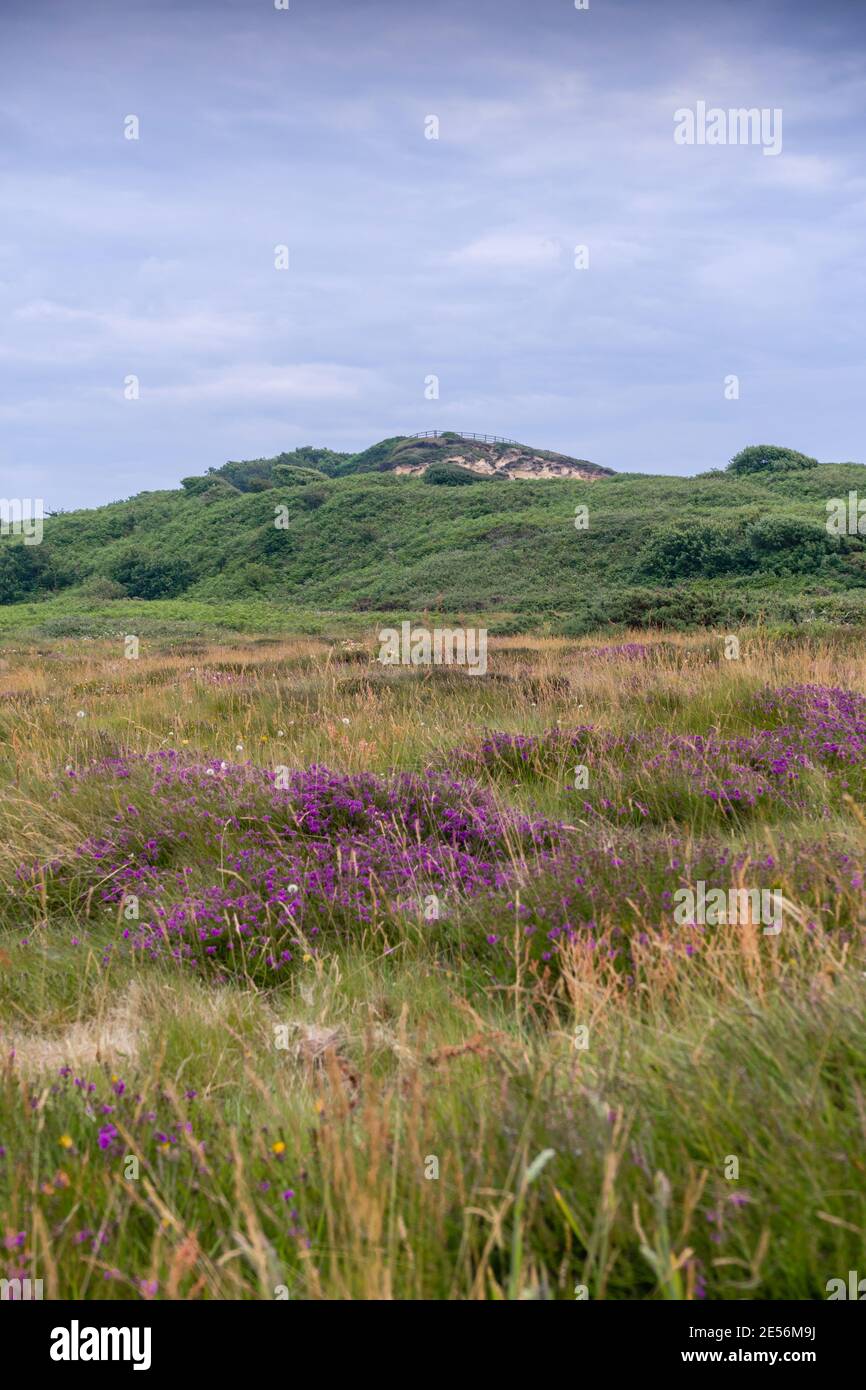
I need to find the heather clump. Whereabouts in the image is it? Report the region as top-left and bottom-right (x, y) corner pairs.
(454, 683), (866, 825)
(13, 755), (562, 978)
(469, 830), (860, 979)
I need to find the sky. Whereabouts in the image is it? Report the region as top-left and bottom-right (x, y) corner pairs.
(1, 0), (865, 508)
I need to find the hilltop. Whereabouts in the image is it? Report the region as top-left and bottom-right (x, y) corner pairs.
(3, 441), (866, 638)
(333, 432), (612, 482)
(183, 432), (612, 494)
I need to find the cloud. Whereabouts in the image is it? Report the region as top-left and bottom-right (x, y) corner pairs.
(9, 301), (262, 359)
(1, 0), (865, 506)
(449, 232), (564, 270)
(143, 363), (381, 405)
(761, 153), (850, 191)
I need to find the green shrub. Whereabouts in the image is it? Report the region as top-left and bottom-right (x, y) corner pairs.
(0, 543), (67, 602)
(107, 552), (193, 599)
(295, 483), (331, 510)
(207, 450), (347, 492)
(272, 464), (328, 486)
(181, 475), (238, 497)
(78, 574), (128, 599)
(423, 463), (482, 487)
(727, 444), (818, 475)
(749, 515), (835, 574)
(637, 522), (751, 582)
(0, 545), (43, 603)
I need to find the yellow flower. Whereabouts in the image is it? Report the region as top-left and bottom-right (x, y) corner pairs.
(59, 1134), (73, 1149)
(271, 1140), (286, 1155)
(302, 953), (312, 963)
(313, 1099), (325, 1116)
(159, 1141), (171, 1152)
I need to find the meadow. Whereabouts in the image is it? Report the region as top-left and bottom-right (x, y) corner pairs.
(1, 627), (865, 1300)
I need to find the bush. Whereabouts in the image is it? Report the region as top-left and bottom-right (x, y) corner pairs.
(107, 552), (193, 599)
(181, 475), (238, 497)
(749, 516), (835, 575)
(295, 484), (331, 511)
(235, 563), (274, 593)
(272, 464), (328, 486)
(0, 543), (68, 602)
(0, 545), (43, 603)
(181, 475), (212, 496)
(423, 463), (482, 487)
(637, 522), (751, 582)
(78, 574), (128, 600)
(208, 460), (278, 492)
(286, 446), (351, 476)
(727, 445), (818, 475)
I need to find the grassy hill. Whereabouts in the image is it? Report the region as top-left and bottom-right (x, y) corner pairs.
(328, 432), (611, 480)
(4, 440), (866, 638)
(187, 433), (611, 489)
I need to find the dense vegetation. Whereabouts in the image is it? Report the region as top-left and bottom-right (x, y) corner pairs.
(726, 444), (819, 476)
(4, 441), (866, 636)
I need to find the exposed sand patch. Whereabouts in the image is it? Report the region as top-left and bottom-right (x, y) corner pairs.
(392, 448), (605, 480)
(0, 978), (256, 1078)
(2, 983), (144, 1076)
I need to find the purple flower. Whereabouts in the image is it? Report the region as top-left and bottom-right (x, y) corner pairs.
(98, 1124), (119, 1151)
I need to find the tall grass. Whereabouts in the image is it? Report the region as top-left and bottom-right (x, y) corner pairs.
(1, 630), (865, 1299)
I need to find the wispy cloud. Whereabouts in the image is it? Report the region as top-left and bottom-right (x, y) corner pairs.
(144, 363), (381, 404)
(449, 233), (564, 270)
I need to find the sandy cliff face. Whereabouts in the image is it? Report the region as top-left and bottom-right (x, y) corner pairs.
(391, 441), (611, 480)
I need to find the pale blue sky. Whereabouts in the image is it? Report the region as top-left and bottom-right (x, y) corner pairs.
(1, 0), (865, 507)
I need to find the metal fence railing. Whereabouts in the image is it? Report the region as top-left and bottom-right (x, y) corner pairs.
(411, 430), (518, 445)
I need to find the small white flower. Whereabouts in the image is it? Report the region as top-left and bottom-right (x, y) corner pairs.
(205, 768), (215, 777)
(76, 710), (86, 718)
(220, 760), (227, 771)
(235, 743), (244, 751)
(277, 730), (285, 737)
(341, 717), (350, 725)
(287, 884), (299, 894)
